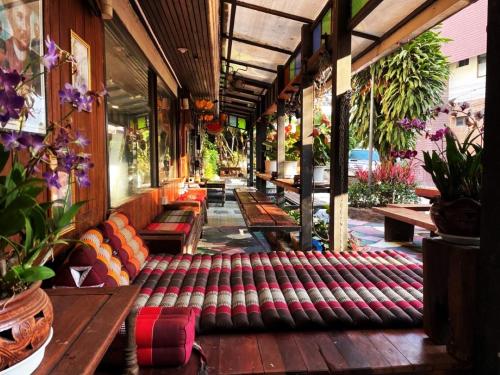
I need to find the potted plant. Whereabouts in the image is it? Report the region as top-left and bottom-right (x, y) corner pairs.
(263, 122), (277, 174)
(312, 124), (330, 183)
(397, 102), (483, 240)
(284, 119), (300, 178)
(0, 37), (101, 373)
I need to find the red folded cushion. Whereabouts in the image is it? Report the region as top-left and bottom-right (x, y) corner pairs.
(145, 222), (192, 235)
(135, 307), (195, 367)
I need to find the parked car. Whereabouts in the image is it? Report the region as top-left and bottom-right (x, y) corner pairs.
(348, 149), (380, 176)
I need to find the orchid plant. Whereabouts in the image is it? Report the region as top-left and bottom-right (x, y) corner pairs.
(394, 101), (483, 202)
(0, 36), (104, 298)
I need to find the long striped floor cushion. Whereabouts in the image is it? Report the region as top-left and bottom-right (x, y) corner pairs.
(133, 250), (423, 332)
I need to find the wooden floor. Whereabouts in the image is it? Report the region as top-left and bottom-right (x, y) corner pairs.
(139, 328), (470, 375)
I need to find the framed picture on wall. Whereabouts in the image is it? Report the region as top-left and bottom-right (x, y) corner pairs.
(0, 0), (46, 134)
(70, 30), (91, 93)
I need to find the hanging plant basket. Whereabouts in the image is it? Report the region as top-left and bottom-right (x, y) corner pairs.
(205, 121), (224, 135)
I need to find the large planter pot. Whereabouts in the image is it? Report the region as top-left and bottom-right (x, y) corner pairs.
(0, 282), (53, 373)
(265, 160), (277, 174)
(283, 161), (298, 178)
(313, 166), (325, 183)
(430, 198), (481, 238)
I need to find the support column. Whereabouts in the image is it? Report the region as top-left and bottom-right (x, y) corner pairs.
(475, 1), (500, 373)
(276, 98), (286, 205)
(300, 23), (314, 251)
(148, 69), (159, 187)
(255, 120), (266, 193)
(248, 117), (254, 186)
(329, 0), (352, 251)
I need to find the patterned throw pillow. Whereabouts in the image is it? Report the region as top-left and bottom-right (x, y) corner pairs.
(102, 212), (149, 280)
(54, 229), (129, 287)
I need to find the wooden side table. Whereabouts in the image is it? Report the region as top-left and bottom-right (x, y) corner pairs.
(35, 286), (140, 375)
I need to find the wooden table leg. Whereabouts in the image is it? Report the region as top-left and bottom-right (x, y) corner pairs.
(384, 217), (414, 242)
(123, 310), (139, 375)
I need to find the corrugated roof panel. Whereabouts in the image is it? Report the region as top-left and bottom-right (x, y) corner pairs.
(242, 0), (327, 19)
(230, 40), (290, 70)
(354, 0), (428, 37)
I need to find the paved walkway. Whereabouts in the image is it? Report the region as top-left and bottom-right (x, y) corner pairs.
(196, 190), (426, 259)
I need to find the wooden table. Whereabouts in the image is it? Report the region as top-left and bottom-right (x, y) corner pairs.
(35, 286), (140, 375)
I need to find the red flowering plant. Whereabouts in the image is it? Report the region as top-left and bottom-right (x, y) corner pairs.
(394, 101), (483, 202)
(0, 37), (105, 298)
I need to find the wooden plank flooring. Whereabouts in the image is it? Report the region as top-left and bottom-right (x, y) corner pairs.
(141, 328), (471, 374)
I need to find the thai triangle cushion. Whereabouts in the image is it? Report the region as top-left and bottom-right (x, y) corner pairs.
(135, 307), (195, 367)
(54, 229), (129, 287)
(102, 212), (149, 280)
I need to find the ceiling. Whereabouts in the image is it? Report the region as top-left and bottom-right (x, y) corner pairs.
(219, 0), (329, 119)
(133, 0), (220, 100)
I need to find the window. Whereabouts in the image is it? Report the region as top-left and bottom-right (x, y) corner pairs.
(478, 54), (487, 77)
(456, 117), (466, 127)
(157, 79), (177, 183)
(105, 19), (152, 207)
(458, 58), (469, 67)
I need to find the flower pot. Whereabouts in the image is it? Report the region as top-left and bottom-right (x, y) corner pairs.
(430, 198), (481, 238)
(313, 166), (325, 183)
(283, 161), (298, 178)
(265, 160), (277, 174)
(0, 282), (53, 373)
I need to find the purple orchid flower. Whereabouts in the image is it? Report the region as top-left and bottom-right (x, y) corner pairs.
(75, 169), (90, 187)
(74, 132), (90, 147)
(0, 90), (25, 123)
(42, 36), (59, 70)
(29, 134), (46, 154)
(43, 170), (62, 189)
(0, 132), (24, 150)
(0, 69), (22, 93)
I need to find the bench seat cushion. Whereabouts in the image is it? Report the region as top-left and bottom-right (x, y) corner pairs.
(177, 190), (206, 203)
(54, 229), (129, 287)
(155, 210), (195, 225)
(145, 222), (192, 236)
(133, 250), (423, 332)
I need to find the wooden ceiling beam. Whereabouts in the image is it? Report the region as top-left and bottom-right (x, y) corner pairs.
(349, 0), (383, 30)
(223, 33), (293, 55)
(223, 0), (237, 89)
(225, 0), (314, 24)
(222, 57), (277, 73)
(221, 103), (254, 113)
(221, 71), (272, 88)
(352, 30), (379, 41)
(220, 100), (256, 109)
(221, 84), (261, 96)
(221, 92), (259, 103)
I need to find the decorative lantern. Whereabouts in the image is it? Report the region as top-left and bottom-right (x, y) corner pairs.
(205, 120), (224, 135)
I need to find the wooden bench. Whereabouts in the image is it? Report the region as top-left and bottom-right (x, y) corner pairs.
(234, 189), (274, 205)
(204, 181), (226, 206)
(387, 203), (432, 211)
(373, 206), (437, 242)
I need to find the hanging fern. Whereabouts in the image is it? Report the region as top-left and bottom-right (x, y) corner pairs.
(350, 29), (450, 159)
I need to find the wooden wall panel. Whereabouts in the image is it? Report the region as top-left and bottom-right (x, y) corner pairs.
(45, 0), (107, 234)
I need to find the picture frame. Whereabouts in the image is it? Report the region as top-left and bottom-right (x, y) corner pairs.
(0, 0), (46, 134)
(70, 30), (91, 93)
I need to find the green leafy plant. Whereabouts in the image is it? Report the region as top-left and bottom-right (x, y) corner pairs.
(0, 37), (102, 298)
(350, 29), (450, 160)
(202, 136), (219, 179)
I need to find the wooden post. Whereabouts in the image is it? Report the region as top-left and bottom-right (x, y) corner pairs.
(300, 24), (314, 251)
(276, 92), (286, 206)
(248, 118), (254, 186)
(255, 120), (266, 193)
(329, 0), (352, 251)
(148, 69), (159, 187)
(475, 1), (500, 372)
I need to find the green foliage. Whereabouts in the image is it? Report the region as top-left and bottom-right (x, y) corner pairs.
(202, 137), (219, 179)
(422, 130), (482, 201)
(349, 181), (418, 208)
(0, 145), (84, 298)
(350, 30), (450, 159)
